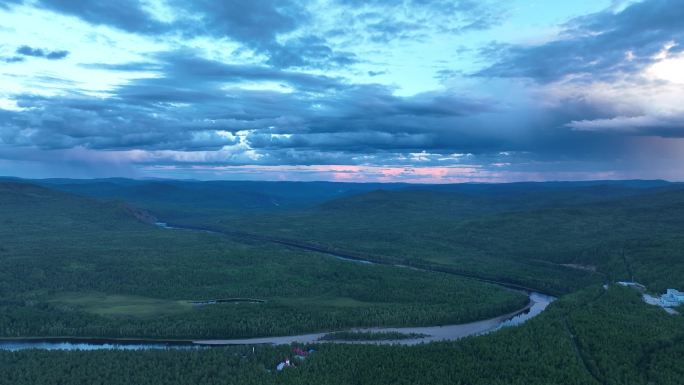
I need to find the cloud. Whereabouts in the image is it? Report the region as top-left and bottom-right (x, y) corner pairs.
(0, 49), (503, 161)
(16, 45), (69, 60)
(266, 35), (358, 69)
(322, 0), (507, 51)
(0, 0), (21, 9)
(479, 0), (684, 82)
(2, 56), (24, 63)
(33, 0), (167, 34)
(2, 42), (664, 174)
(9, 0), (349, 69)
(3, 0), (684, 181)
(568, 114), (684, 134)
(472, 0), (684, 142)
(7, 0), (506, 70)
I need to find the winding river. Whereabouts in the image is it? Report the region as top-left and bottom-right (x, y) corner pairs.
(194, 292), (554, 347)
(0, 224), (556, 351)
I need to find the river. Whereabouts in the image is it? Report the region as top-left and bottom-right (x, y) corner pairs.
(0, 224), (556, 351)
(194, 292), (554, 346)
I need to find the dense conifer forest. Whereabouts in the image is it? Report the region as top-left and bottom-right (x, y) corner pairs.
(0, 181), (526, 338)
(1, 179), (683, 385)
(1, 286), (682, 385)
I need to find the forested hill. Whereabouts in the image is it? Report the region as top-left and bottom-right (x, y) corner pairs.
(23, 178), (409, 218)
(320, 180), (680, 216)
(160, 180), (684, 295)
(4, 178), (684, 294)
(0, 180), (527, 339)
(6, 177), (676, 217)
(0, 181), (154, 232)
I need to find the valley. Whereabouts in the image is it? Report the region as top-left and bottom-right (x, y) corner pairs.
(0, 179), (683, 385)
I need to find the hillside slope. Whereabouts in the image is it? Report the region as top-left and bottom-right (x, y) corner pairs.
(186, 182), (684, 293)
(0, 181), (526, 339)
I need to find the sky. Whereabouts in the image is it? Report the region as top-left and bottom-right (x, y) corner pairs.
(1, 0), (683, 183)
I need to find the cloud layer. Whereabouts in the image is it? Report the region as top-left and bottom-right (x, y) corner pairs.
(1, 0), (684, 181)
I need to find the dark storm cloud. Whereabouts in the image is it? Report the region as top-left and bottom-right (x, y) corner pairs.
(479, 0), (684, 82)
(239, 83), (505, 155)
(0, 74), (651, 172)
(6, 41), (654, 169)
(1, 49), (507, 160)
(1, 93), (241, 151)
(4, 1), (680, 170)
(16, 45), (69, 60)
(153, 51), (345, 91)
(96, 50), (347, 106)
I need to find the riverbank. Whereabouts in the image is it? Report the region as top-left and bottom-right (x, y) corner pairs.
(0, 223), (556, 351)
(0, 292), (554, 350)
(195, 292), (554, 346)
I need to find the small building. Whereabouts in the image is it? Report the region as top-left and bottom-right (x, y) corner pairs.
(667, 289), (684, 299)
(660, 298), (680, 307)
(654, 289), (684, 308)
(662, 289), (684, 306)
(640, 287), (683, 314)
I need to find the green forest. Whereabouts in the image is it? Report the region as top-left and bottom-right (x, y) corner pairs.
(0, 181), (526, 339)
(1, 286), (682, 385)
(1, 179), (683, 385)
(169, 184), (684, 294)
